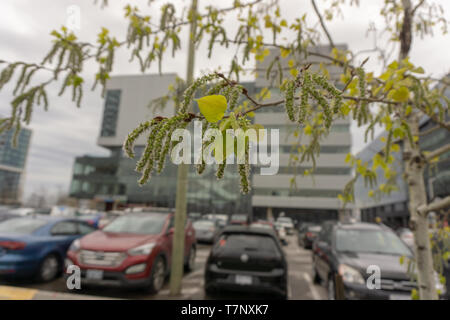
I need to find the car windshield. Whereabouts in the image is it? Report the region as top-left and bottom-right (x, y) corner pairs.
(231, 215), (247, 221)
(216, 234), (279, 255)
(0, 218), (48, 234)
(308, 226), (322, 232)
(103, 214), (166, 234)
(336, 229), (412, 256)
(251, 223), (272, 229)
(193, 220), (215, 229)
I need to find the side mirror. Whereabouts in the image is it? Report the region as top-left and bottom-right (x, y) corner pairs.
(167, 227), (174, 236)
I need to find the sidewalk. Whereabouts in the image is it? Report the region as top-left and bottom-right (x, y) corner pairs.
(0, 285), (114, 300)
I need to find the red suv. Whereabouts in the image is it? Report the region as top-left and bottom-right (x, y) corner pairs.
(65, 212), (196, 293)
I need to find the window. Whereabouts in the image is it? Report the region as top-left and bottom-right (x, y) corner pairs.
(0, 218), (47, 234)
(254, 188), (342, 198)
(100, 90), (121, 137)
(280, 145), (350, 154)
(78, 222), (96, 235)
(51, 222), (78, 236)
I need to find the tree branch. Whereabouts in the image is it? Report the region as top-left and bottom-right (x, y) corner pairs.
(311, 0), (335, 49)
(417, 196), (450, 215)
(420, 122), (450, 137)
(425, 143), (450, 162)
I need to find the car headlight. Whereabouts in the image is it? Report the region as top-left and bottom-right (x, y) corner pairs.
(338, 264), (365, 285)
(128, 243), (156, 256)
(69, 239), (80, 252)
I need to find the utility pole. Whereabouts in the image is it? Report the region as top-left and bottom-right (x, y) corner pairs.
(169, 0), (198, 296)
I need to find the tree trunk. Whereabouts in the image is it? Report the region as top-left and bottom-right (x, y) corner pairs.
(403, 116), (438, 300)
(400, 0), (437, 300)
(169, 0), (198, 296)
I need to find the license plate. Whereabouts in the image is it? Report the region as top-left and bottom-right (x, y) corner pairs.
(235, 275), (252, 285)
(86, 269), (103, 280)
(389, 294), (411, 300)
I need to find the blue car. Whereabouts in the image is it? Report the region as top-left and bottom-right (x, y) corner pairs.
(0, 216), (96, 282)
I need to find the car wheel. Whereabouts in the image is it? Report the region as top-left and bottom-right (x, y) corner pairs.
(313, 268), (321, 284)
(327, 275), (336, 300)
(148, 256), (166, 294)
(185, 246), (196, 272)
(37, 254), (60, 282)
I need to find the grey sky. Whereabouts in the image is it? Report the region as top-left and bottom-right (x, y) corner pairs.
(0, 0), (449, 201)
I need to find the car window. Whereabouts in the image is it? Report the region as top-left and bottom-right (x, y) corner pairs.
(215, 234), (280, 257)
(78, 222), (96, 235)
(336, 229), (411, 256)
(51, 221), (78, 236)
(0, 218), (47, 234)
(103, 214), (167, 234)
(193, 220), (215, 229)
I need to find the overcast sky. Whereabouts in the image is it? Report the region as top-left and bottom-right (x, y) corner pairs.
(0, 0), (449, 202)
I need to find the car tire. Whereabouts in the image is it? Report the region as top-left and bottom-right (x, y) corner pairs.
(313, 268), (321, 284)
(184, 246), (196, 272)
(327, 274), (336, 300)
(37, 254), (60, 282)
(147, 256), (166, 294)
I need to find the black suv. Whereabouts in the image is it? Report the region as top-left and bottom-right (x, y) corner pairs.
(204, 226), (288, 299)
(312, 221), (439, 300)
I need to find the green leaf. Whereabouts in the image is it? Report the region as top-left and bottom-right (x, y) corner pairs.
(196, 95), (227, 123)
(390, 87), (410, 102)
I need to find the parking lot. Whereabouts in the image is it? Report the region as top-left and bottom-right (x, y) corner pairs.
(3, 235), (327, 300)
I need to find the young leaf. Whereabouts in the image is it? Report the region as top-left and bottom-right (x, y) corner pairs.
(196, 95), (227, 123)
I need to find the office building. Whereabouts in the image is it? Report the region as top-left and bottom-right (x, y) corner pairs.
(251, 45), (353, 223)
(0, 127), (32, 204)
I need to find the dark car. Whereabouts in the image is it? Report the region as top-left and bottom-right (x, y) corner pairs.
(204, 226), (288, 299)
(312, 221), (421, 300)
(0, 216), (96, 282)
(66, 211), (197, 293)
(193, 219), (221, 243)
(229, 214), (249, 226)
(298, 224), (322, 249)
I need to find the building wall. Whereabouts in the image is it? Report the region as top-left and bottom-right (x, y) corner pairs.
(251, 46), (353, 222)
(0, 128), (32, 204)
(97, 74), (177, 148)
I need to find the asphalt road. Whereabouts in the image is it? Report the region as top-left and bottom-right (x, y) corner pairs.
(3, 235), (327, 300)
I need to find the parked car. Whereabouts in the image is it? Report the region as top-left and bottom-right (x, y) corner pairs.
(77, 213), (104, 229)
(312, 221), (446, 300)
(229, 214), (249, 226)
(276, 217), (294, 235)
(298, 224), (322, 249)
(0, 216), (96, 282)
(193, 219), (221, 243)
(0, 212), (19, 223)
(98, 211), (123, 229)
(204, 226), (288, 299)
(396, 228), (415, 249)
(250, 220), (275, 230)
(66, 211), (197, 293)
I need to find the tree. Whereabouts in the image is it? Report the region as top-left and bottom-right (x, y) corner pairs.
(0, 0), (448, 299)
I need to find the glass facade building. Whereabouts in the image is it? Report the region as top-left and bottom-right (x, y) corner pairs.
(0, 128), (32, 204)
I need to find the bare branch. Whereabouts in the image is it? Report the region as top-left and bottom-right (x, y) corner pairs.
(418, 196), (450, 215)
(420, 122), (450, 137)
(425, 143), (450, 162)
(311, 0), (335, 49)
